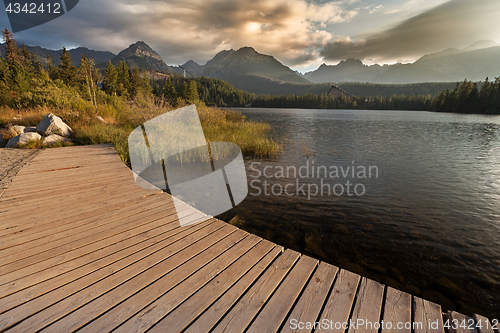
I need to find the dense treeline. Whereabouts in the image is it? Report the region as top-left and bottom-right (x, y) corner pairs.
(0, 28), (159, 115)
(1, 29), (280, 159)
(251, 93), (433, 111)
(335, 82), (459, 98)
(152, 76), (254, 107)
(432, 78), (500, 114)
(3, 27), (498, 114)
(232, 79), (462, 97)
(252, 78), (500, 113)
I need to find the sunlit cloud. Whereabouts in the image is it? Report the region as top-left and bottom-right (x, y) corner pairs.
(2, 0), (499, 71)
(8, 0), (357, 67)
(320, 0), (500, 64)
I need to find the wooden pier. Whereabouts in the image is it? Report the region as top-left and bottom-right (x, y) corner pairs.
(0, 144), (496, 332)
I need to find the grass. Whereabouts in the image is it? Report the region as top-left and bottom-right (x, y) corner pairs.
(0, 96), (281, 165)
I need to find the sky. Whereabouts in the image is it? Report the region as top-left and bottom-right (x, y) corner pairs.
(1, 0), (500, 72)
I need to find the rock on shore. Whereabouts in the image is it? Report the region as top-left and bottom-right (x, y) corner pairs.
(5, 113), (74, 148)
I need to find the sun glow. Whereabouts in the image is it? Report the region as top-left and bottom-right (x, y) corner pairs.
(246, 22), (261, 33)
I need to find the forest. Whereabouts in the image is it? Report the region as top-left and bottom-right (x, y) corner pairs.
(0, 29), (280, 159)
(250, 78), (500, 114)
(2, 26), (499, 115)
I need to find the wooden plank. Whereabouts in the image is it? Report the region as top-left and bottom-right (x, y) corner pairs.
(0, 191), (163, 238)
(0, 184), (156, 229)
(247, 255), (318, 333)
(448, 311), (480, 333)
(211, 249), (301, 333)
(43, 229), (250, 333)
(0, 203), (183, 273)
(281, 262), (338, 333)
(5, 223), (235, 332)
(1, 187), (161, 234)
(148, 240), (277, 333)
(0, 178), (144, 215)
(3, 170), (132, 193)
(0, 180), (141, 211)
(413, 297), (445, 333)
(104, 233), (260, 333)
(0, 198), (180, 261)
(0, 174), (136, 205)
(7, 160), (124, 181)
(315, 269), (361, 333)
(4, 169), (134, 192)
(347, 278), (385, 333)
(0, 195), (176, 256)
(474, 314), (496, 333)
(184, 246), (284, 333)
(0, 213), (217, 299)
(382, 287), (411, 333)
(0, 217), (213, 324)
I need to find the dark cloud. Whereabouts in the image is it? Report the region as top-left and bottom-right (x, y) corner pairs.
(320, 0), (500, 63)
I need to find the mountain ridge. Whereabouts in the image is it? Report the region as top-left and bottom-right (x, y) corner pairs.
(107, 41), (175, 73)
(0, 43), (115, 66)
(306, 41), (500, 84)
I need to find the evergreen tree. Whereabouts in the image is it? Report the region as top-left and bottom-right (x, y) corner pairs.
(0, 57), (9, 87)
(104, 60), (118, 95)
(47, 55), (60, 81)
(116, 61), (131, 97)
(130, 68), (142, 98)
(187, 80), (199, 102)
(479, 77), (492, 113)
(141, 72), (152, 95)
(58, 47), (77, 86)
(21, 44), (32, 71)
(162, 77), (177, 102)
(2, 28), (22, 67)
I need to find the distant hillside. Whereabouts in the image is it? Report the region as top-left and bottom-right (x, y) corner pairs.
(103, 41), (175, 73)
(0, 43), (115, 66)
(306, 41), (500, 84)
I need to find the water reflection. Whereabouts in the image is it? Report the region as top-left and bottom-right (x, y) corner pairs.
(218, 108), (500, 319)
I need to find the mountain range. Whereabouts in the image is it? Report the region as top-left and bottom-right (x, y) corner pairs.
(0, 43), (115, 67)
(304, 40), (500, 84)
(2, 39), (500, 94)
(179, 47), (310, 94)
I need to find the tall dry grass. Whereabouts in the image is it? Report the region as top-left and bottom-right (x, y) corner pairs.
(0, 98), (281, 165)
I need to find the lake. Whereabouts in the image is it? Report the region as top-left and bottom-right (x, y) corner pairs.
(217, 108), (500, 319)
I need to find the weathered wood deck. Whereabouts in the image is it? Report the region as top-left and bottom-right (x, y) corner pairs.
(0, 144), (497, 333)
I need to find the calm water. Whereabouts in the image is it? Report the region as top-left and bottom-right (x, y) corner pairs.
(218, 108), (500, 319)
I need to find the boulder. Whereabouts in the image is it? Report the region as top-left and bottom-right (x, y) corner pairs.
(6, 132), (42, 148)
(36, 113), (73, 137)
(43, 134), (73, 146)
(10, 125), (37, 135)
(11, 125), (25, 135)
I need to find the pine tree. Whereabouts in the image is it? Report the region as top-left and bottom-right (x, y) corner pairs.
(142, 72), (152, 95)
(116, 61), (131, 97)
(21, 44), (32, 71)
(162, 77), (177, 102)
(0, 57), (9, 87)
(104, 60), (117, 95)
(187, 80), (199, 102)
(2, 28), (22, 67)
(58, 47), (77, 86)
(47, 55), (60, 81)
(130, 68), (142, 98)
